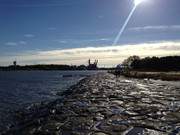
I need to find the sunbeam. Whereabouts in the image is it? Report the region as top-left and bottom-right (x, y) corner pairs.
(113, 0), (147, 45)
(113, 5), (137, 45)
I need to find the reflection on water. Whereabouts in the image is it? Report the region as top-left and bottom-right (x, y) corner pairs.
(0, 71), (100, 123)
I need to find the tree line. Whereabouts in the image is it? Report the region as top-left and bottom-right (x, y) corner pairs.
(122, 56), (180, 71)
(0, 64), (88, 71)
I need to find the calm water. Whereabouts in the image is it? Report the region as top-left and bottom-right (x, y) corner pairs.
(0, 71), (99, 122)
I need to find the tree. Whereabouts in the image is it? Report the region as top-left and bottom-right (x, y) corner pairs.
(122, 55), (140, 69)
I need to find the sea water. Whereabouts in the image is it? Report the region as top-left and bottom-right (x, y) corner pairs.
(0, 70), (100, 127)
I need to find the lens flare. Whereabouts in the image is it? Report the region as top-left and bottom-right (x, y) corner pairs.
(113, 6), (136, 45)
(113, 0), (147, 45)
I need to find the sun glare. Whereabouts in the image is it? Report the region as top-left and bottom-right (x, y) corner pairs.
(134, 0), (146, 6)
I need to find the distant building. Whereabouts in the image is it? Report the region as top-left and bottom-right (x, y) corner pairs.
(87, 59), (98, 70)
(13, 61), (17, 67)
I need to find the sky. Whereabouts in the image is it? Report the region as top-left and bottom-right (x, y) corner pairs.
(0, 0), (180, 67)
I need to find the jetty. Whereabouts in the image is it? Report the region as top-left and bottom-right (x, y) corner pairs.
(3, 73), (180, 135)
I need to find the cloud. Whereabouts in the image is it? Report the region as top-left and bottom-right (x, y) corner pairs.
(0, 2), (75, 8)
(19, 41), (27, 45)
(54, 38), (110, 44)
(1, 41), (180, 66)
(99, 38), (109, 41)
(55, 40), (68, 44)
(129, 25), (180, 32)
(87, 38), (110, 42)
(24, 34), (35, 38)
(5, 41), (27, 46)
(5, 42), (18, 46)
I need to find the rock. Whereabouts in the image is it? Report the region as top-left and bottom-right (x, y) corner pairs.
(93, 132), (109, 135)
(111, 100), (124, 106)
(2, 73), (180, 135)
(123, 127), (145, 135)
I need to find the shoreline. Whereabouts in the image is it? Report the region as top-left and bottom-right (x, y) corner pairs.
(122, 71), (180, 81)
(2, 73), (180, 135)
(1, 76), (90, 134)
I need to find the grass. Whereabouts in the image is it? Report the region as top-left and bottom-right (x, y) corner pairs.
(123, 71), (180, 81)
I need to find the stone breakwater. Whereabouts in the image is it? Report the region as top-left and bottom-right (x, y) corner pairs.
(3, 73), (180, 135)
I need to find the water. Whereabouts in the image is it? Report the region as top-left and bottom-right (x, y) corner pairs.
(0, 70), (100, 123)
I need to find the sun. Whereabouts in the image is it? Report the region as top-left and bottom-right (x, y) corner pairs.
(134, 0), (146, 6)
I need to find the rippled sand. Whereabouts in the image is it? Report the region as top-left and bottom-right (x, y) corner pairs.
(3, 73), (180, 135)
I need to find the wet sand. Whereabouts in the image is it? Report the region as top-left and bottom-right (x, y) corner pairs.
(3, 73), (180, 135)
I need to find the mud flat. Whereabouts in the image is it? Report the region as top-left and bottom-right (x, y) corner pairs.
(2, 73), (180, 135)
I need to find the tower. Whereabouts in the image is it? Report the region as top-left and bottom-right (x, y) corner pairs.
(13, 61), (17, 67)
(88, 59), (91, 66)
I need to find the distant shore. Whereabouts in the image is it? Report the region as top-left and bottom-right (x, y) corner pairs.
(121, 71), (180, 81)
(2, 73), (180, 135)
(0, 63), (114, 71)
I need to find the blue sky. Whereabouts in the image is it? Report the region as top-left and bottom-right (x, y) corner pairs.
(0, 0), (180, 66)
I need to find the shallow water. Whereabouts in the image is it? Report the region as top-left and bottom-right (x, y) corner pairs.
(0, 71), (100, 124)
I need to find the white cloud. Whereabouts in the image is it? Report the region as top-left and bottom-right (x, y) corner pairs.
(129, 25), (180, 32)
(99, 38), (109, 41)
(5, 42), (18, 46)
(54, 38), (110, 45)
(5, 41), (27, 46)
(55, 40), (68, 44)
(24, 34), (35, 38)
(19, 41), (27, 45)
(87, 38), (110, 42)
(1, 41), (180, 66)
(0, 3), (75, 8)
